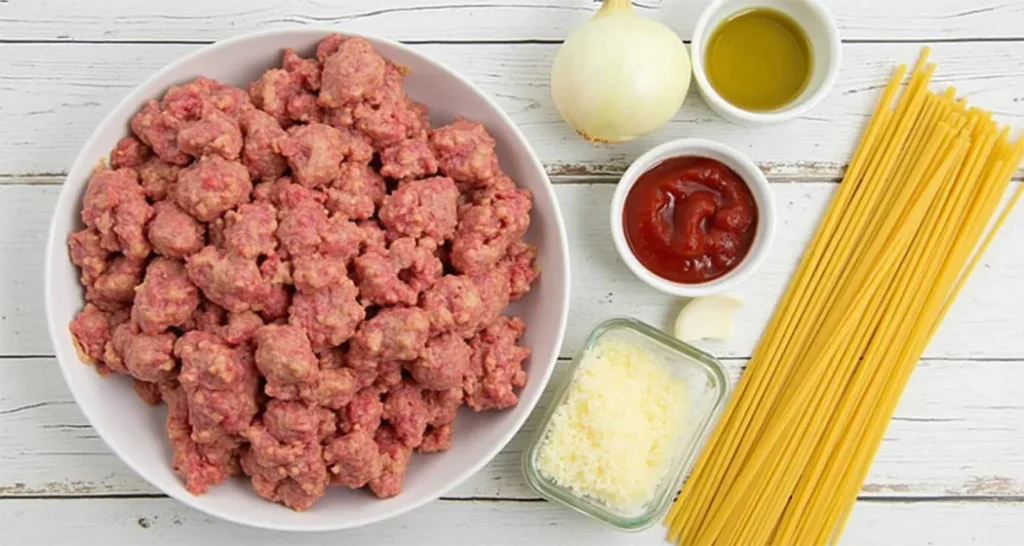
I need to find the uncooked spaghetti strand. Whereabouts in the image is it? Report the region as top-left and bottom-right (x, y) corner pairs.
(708, 126), (962, 540)
(828, 146), (1022, 544)
(696, 63), (913, 469)
(693, 246), (901, 545)
(727, 283), (890, 545)
(666, 68), (908, 541)
(783, 61), (933, 354)
(757, 205), (943, 546)
(779, 227), (935, 545)
(940, 154), (1024, 330)
(739, 270), (896, 545)
(795, 61), (933, 322)
(746, 133), (968, 546)
(691, 263), (886, 546)
(663, 117), (886, 534)
(690, 189), (936, 545)
(826, 89), (941, 290)
(791, 73), (937, 359)
(688, 120), (950, 528)
(812, 144), (1014, 545)
(939, 138), (1022, 307)
(783, 131), (974, 544)
(699, 63), (936, 523)
(786, 123), (998, 543)
(811, 250), (948, 545)
(688, 216), (905, 540)
(832, 108), (956, 293)
(776, 209), (947, 543)
(760, 121), (953, 416)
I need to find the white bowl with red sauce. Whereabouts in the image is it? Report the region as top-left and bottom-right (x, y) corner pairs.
(610, 139), (776, 298)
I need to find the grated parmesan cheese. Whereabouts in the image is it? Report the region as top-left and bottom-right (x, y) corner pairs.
(535, 333), (689, 512)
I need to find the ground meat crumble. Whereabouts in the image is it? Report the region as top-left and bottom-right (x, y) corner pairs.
(67, 34), (540, 511)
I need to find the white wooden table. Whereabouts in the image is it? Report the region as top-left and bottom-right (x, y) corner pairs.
(1, 1), (1022, 544)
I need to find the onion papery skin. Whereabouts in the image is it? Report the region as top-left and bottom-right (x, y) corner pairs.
(550, 3), (691, 144)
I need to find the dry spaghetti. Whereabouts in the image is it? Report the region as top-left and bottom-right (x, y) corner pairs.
(665, 48), (1023, 546)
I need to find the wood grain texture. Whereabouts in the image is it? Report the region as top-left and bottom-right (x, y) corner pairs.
(1, 496), (1022, 546)
(0, 184), (57, 355)
(1, 41), (1022, 179)
(4, 2), (1024, 540)
(1, 0), (1023, 42)
(3, 352), (1023, 500)
(4, 182), (1022, 359)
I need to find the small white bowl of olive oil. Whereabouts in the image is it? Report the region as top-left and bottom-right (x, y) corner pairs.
(690, 0), (841, 125)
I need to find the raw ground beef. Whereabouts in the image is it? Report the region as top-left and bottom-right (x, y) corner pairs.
(378, 176), (458, 240)
(67, 34), (539, 512)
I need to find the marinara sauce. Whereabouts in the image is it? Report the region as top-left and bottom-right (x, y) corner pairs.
(623, 156), (758, 283)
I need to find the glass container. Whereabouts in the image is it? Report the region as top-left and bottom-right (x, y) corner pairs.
(522, 316), (731, 531)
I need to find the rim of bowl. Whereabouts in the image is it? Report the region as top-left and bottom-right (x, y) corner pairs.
(690, 0), (842, 124)
(609, 138), (776, 298)
(44, 27), (572, 533)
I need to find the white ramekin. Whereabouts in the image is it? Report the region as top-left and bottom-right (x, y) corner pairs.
(610, 139), (776, 298)
(690, 0), (841, 125)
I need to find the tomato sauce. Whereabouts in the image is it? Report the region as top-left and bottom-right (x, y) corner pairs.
(623, 156), (758, 283)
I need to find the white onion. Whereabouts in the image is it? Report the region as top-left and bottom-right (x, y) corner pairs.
(550, 0), (691, 143)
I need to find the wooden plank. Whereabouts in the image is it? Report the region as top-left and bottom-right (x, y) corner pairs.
(3, 356), (1023, 499)
(1, 0), (1022, 42)
(0, 496), (1021, 545)
(1, 41), (1022, 179)
(0, 184), (59, 355)
(4, 182), (1023, 359)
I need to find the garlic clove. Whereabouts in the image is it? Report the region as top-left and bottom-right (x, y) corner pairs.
(673, 294), (744, 343)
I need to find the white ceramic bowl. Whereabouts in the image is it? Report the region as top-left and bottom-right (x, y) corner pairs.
(690, 0), (841, 125)
(44, 28), (571, 532)
(610, 138), (776, 298)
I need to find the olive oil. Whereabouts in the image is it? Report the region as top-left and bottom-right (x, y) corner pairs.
(705, 8), (813, 112)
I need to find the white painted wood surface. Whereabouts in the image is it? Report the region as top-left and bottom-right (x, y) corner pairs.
(1, 0), (1021, 42)
(1, 0), (1023, 544)
(3, 497), (1023, 546)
